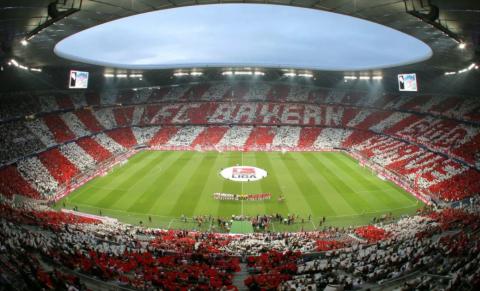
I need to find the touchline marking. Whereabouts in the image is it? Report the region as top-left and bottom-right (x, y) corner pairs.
(65, 182), (420, 227)
(64, 201), (179, 218)
(89, 185), (130, 192)
(65, 200), (419, 222)
(354, 188), (399, 194)
(310, 219), (317, 231)
(321, 203), (420, 220)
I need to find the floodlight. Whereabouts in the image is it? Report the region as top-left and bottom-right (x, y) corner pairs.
(234, 71), (253, 75)
(298, 73), (313, 78)
(173, 72), (189, 77)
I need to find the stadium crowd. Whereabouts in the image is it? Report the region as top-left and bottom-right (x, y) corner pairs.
(0, 195), (479, 290)
(1, 82), (480, 289)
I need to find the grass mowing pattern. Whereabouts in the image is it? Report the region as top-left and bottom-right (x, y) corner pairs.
(56, 151), (423, 232)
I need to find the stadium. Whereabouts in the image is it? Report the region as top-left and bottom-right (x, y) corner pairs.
(0, 0), (479, 290)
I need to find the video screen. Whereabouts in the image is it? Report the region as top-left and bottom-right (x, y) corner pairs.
(398, 73), (417, 92)
(69, 70), (89, 89)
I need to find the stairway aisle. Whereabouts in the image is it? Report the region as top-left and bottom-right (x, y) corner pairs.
(233, 263), (249, 290)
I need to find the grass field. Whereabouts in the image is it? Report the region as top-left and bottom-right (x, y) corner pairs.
(56, 151), (423, 232)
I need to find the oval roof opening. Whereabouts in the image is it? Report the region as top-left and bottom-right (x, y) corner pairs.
(54, 4), (432, 71)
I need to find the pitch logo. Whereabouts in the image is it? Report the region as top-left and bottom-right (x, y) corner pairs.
(220, 166), (267, 182)
(232, 167), (256, 179)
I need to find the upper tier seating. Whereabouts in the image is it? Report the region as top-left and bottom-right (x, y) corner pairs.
(0, 83), (479, 202)
(2, 82), (480, 124)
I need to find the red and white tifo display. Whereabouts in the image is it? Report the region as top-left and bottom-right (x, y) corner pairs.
(220, 166), (267, 182)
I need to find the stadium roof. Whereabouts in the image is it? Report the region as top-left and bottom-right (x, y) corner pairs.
(53, 4), (433, 71)
(0, 0), (479, 76)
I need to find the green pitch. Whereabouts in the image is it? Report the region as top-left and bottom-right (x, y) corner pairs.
(56, 151), (423, 232)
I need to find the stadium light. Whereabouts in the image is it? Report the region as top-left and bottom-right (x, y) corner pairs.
(104, 73), (114, 78)
(234, 71), (253, 75)
(359, 76), (371, 80)
(129, 74), (143, 78)
(298, 73), (313, 78)
(173, 72), (189, 77)
(372, 76), (383, 80)
(446, 63), (477, 76)
(284, 72), (296, 77)
(190, 72), (203, 76)
(344, 76), (357, 80)
(21, 39), (28, 46)
(222, 70), (264, 76)
(7, 58), (41, 72)
(116, 74), (128, 78)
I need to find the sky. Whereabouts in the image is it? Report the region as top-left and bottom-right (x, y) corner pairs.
(54, 4), (433, 71)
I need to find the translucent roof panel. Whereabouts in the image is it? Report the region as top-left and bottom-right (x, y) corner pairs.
(54, 4), (433, 70)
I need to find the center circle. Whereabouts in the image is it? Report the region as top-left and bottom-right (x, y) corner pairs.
(220, 166), (267, 182)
